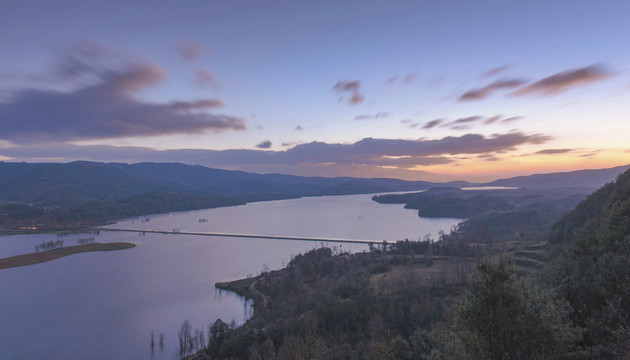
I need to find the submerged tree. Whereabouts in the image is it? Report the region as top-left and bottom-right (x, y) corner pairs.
(178, 319), (193, 358)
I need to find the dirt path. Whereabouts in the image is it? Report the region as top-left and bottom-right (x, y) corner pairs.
(249, 279), (269, 309)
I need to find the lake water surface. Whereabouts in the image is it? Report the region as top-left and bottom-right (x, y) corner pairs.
(0, 193), (461, 360)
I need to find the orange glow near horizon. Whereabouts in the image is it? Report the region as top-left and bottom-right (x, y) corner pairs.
(406, 149), (630, 182)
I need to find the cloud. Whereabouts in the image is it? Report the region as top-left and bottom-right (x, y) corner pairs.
(256, 140), (272, 149)
(333, 80), (360, 92)
(196, 69), (221, 91)
(354, 112), (390, 120)
(332, 80), (364, 105)
(439, 116), (484, 130)
(168, 99), (224, 111)
(0, 49), (246, 144)
(400, 119), (421, 129)
(254, 132), (551, 162)
(483, 115), (501, 125)
(177, 39), (211, 61)
(384, 75), (398, 86)
(579, 151), (600, 158)
(0, 132), (551, 170)
(480, 65), (510, 78)
(462, 64), (613, 100)
(401, 72), (417, 85)
(459, 79), (526, 101)
(443, 116), (482, 127)
(513, 64), (613, 96)
(422, 119), (444, 129)
(383, 72), (417, 87)
(420, 115), (522, 129)
(535, 148), (573, 155)
(52, 41), (116, 81)
(500, 116), (523, 124)
(349, 93), (364, 104)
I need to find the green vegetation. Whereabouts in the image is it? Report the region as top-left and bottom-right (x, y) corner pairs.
(374, 190), (515, 218)
(4, 161), (629, 358)
(0, 160), (439, 234)
(374, 187), (588, 243)
(183, 169), (630, 359)
(0, 191), (314, 235)
(0, 242), (136, 270)
(543, 169), (630, 357)
(190, 246), (467, 359)
(0, 192), (251, 234)
(0, 160), (616, 235)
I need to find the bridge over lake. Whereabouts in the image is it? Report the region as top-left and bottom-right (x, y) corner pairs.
(97, 228), (389, 245)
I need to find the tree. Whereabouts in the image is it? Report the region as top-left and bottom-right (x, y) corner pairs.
(454, 260), (579, 359)
(207, 319), (229, 359)
(388, 335), (411, 360)
(178, 319), (193, 358)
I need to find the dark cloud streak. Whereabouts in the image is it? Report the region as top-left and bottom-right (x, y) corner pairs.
(480, 65), (510, 78)
(256, 140), (272, 149)
(354, 112), (389, 120)
(443, 116), (482, 126)
(0, 52), (246, 143)
(422, 115), (523, 130)
(535, 149), (573, 155)
(513, 64), (612, 96)
(332, 80), (364, 105)
(459, 79), (526, 101)
(0, 132), (551, 169)
(422, 119), (443, 129)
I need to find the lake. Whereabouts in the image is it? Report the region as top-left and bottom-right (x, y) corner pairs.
(0, 193), (461, 360)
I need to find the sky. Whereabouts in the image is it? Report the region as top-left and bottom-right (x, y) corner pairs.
(1, 0), (629, 182)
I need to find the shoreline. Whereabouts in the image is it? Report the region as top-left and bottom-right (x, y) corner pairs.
(0, 242), (137, 270)
(0, 190), (427, 238)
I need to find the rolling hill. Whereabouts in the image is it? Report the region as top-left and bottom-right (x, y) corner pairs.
(0, 161), (454, 206)
(487, 164), (630, 189)
(1, 161), (628, 208)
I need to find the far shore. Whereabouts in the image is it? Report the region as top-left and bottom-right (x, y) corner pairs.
(0, 242), (136, 270)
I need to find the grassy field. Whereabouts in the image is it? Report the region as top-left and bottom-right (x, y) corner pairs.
(0, 242), (136, 270)
(369, 256), (477, 295)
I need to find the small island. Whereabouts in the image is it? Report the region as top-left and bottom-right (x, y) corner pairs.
(0, 242), (136, 270)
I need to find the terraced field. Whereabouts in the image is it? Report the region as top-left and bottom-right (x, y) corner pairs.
(511, 241), (549, 275)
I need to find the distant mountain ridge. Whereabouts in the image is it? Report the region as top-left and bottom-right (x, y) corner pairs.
(487, 164), (630, 189)
(0, 161), (455, 206)
(0, 161), (627, 207)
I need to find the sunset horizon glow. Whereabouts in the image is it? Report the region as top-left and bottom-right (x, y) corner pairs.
(1, 0), (629, 182)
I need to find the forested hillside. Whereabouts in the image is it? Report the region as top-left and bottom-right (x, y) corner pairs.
(182, 169), (630, 359)
(374, 186), (589, 243)
(543, 168), (630, 357)
(0, 161), (446, 206)
(1, 161), (626, 233)
(0, 161), (443, 232)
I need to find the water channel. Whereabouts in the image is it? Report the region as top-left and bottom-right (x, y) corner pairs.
(0, 193), (462, 359)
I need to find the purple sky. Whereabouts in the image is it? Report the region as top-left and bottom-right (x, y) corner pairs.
(1, 0), (629, 181)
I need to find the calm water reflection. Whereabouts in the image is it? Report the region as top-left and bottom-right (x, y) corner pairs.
(0, 193), (461, 359)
